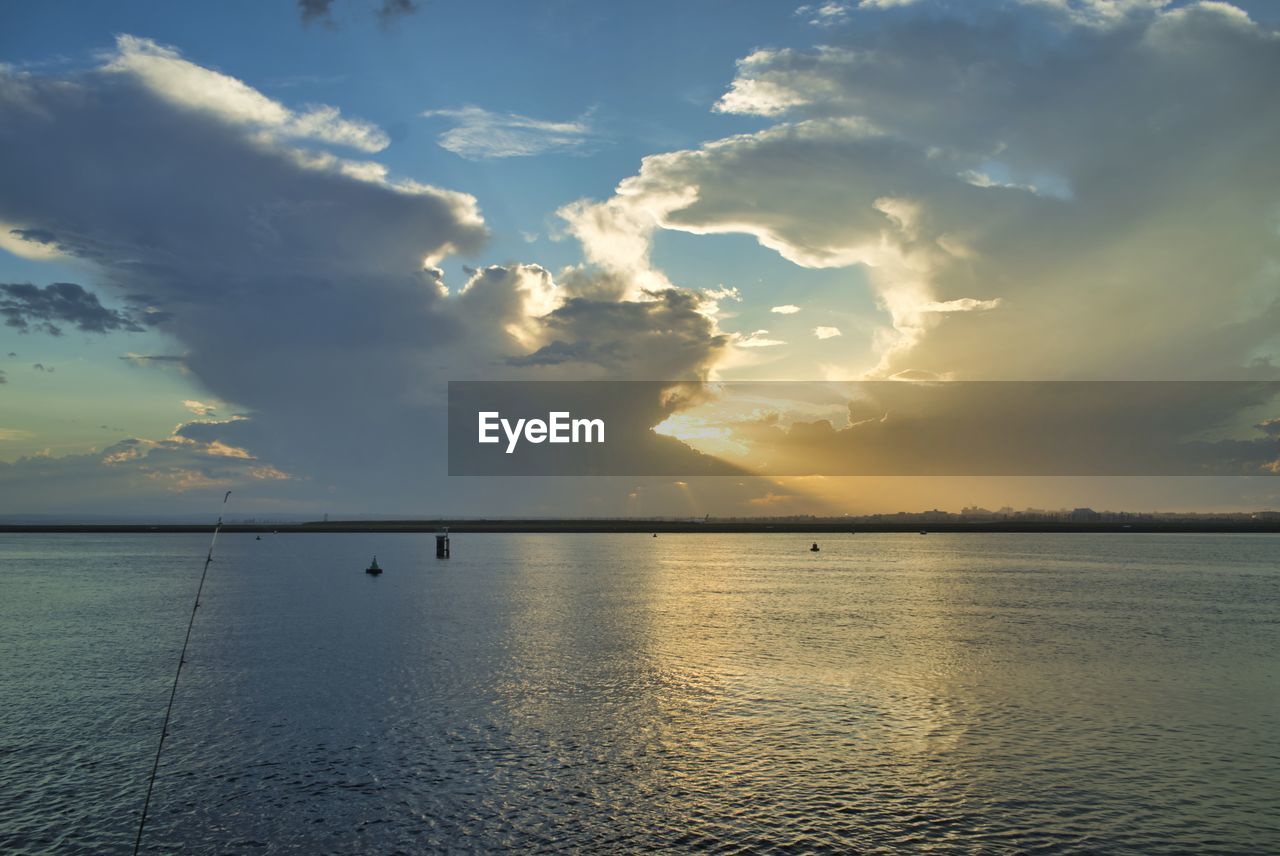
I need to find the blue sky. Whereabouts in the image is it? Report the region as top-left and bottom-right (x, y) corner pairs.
(2, 1), (1279, 516)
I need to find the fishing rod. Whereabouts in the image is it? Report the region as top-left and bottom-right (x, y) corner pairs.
(132, 490), (231, 855)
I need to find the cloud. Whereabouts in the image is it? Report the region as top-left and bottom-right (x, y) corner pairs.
(500, 288), (729, 379)
(564, 0), (1280, 381)
(0, 431), (294, 512)
(0, 370), (6, 384)
(556, 192), (685, 299)
(700, 285), (741, 316)
(1, 282), (160, 336)
(771, 304), (802, 314)
(32, 363), (53, 372)
(705, 381), (1280, 477)
(12, 9), (1274, 515)
(813, 326), (842, 339)
(0, 36), (488, 508)
(702, 286), (740, 302)
(918, 297), (1001, 314)
(794, 3), (854, 27)
(104, 36), (389, 152)
(0, 226), (66, 260)
(0, 39), (737, 513)
(712, 51), (816, 117)
(183, 399), (218, 417)
(1018, 0), (1175, 29)
(795, 1), (933, 27)
(120, 353), (187, 369)
(0, 38), (487, 292)
(734, 329), (787, 348)
(451, 262), (562, 350)
(423, 106), (597, 159)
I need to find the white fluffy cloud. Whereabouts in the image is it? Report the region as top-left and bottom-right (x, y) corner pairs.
(735, 330), (786, 348)
(814, 326), (842, 339)
(106, 36), (389, 152)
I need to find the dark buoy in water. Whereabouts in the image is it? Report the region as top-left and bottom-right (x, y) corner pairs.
(255, 535), (261, 540)
(810, 542), (820, 552)
(366, 555), (382, 575)
(920, 530), (928, 535)
(652, 532), (658, 538)
(436, 529), (450, 559)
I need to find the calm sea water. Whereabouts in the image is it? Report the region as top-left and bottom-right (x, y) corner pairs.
(0, 532), (1277, 853)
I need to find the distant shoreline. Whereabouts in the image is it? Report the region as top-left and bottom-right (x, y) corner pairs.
(2, 520), (1278, 534)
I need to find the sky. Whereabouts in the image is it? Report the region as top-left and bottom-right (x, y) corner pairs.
(1, 0), (1278, 518)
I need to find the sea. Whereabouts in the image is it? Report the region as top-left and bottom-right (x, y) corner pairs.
(1, 532), (1277, 853)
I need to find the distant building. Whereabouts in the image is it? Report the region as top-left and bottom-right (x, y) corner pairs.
(960, 506), (999, 521)
(1069, 507), (1102, 522)
(1252, 511), (1280, 522)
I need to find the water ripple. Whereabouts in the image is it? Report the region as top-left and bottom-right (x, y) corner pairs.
(1, 532), (1278, 852)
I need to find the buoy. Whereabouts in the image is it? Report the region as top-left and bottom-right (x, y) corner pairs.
(652, 533), (658, 538)
(255, 535), (261, 540)
(366, 555), (382, 575)
(810, 542), (820, 552)
(436, 529), (450, 559)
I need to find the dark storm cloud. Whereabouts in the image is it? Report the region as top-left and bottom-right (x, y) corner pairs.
(0, 37), (493, 509)
(0, 282), (155, 336)
(0, 39), (733, 515)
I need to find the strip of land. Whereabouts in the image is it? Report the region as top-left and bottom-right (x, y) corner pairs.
(2, 519), (1278, 534)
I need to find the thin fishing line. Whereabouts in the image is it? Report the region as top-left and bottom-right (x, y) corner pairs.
(132, 489), (231, 855)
